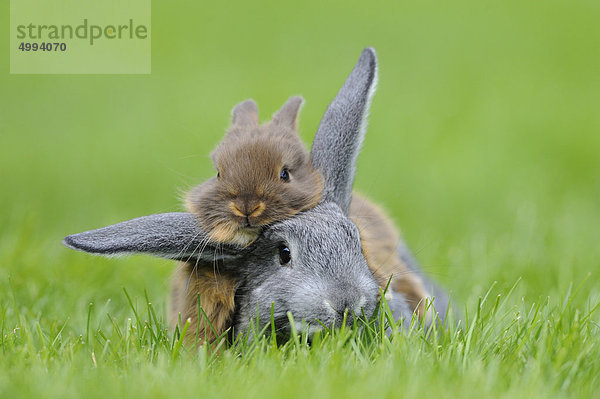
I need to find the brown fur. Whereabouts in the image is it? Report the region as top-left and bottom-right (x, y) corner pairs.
(349, 192), (430, 317)
(169, 261), (238, 346)
(186, 97), (323, 247)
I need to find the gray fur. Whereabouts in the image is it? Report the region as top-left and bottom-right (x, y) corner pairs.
(62, 47), (448, 336)
(62, 212), (240, 261)
(310, 48), (378, 214)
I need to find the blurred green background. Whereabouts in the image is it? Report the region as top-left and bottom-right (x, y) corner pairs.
(1, 0), (599, 330)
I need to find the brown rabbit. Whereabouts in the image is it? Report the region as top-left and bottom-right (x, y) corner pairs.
(174, 97), (322, 344)
(172, 98), (429, 344)
(185, 97), (323, 247)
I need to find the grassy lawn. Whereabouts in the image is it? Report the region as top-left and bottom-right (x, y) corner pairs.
(1, 0), (599, 397)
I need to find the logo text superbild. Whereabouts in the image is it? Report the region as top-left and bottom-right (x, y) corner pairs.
(16, 19), (148, 45)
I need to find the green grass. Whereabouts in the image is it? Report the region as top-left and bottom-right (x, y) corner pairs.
(1, 0), (600, 397)
(2, 281), (599, 398)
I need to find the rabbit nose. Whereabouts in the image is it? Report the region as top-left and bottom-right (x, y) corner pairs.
(230, 201), (265, 218)
(324, 295), (367, 320)
(246, 202), (265, 218)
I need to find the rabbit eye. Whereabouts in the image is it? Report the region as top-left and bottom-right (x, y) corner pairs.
(217, 171), (221, 179)
(278, 245), (291, 265)
(280, 168), (290, 182)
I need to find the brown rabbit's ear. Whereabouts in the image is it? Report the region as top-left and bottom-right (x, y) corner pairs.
(272, 96), (304, 130)
(231, 99), (259, 127)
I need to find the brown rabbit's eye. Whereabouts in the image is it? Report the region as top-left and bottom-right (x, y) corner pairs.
(278, 245), (291, 265)
(217, 171), (220, 179)
(280, 168), (290, 182)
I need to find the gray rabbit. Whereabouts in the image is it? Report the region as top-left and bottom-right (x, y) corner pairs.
(63, 48), (448, 343)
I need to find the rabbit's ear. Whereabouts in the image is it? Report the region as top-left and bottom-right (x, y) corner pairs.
(272, 96), (304, 130)
(231, 99), (259, 127)
(310, 48), (378, 214)
(63, 212), (241, 262)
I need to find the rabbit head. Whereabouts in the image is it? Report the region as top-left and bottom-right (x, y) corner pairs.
(231, 202), (379, 334)
(186, 96), (323, 246)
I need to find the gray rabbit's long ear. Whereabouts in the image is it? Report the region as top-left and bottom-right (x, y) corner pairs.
(232, 99), (259, 127)
(310, 48), (378, 214)
(272, 96), (304, 130)
(63, 212), (241, 262)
